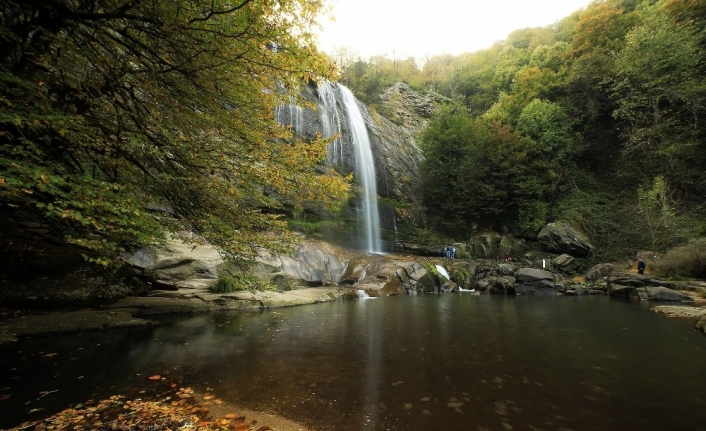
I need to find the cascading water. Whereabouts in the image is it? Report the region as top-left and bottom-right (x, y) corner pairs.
(317, 81), (344, 164)
(276, 82), (383, 253)
(274, 103), (306, 136)
(435, 265), (450, 280)
(337, 85), (382, 253)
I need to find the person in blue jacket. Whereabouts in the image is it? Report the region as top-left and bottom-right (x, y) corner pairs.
(637, 258), (646, 275)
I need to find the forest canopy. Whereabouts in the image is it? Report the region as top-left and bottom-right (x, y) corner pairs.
(0, 0), (348, 263)
(337, 0), (706, 259)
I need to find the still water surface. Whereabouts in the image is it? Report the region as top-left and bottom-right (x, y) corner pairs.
(1, 295), (705, 430)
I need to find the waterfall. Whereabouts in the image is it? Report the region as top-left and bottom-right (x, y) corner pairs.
(275, 103), (306, 136)
(317, 81), (344, 164)
(277, 81), (383, 253)
(435, 265), (450, 280)
(356, 289), (370, 298)
(338, 85), (382, 253)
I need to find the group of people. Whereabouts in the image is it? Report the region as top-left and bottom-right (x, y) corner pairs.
(443, 245), (456, 259)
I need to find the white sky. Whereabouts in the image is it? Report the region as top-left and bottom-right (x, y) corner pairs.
(316, 0), (594, 62)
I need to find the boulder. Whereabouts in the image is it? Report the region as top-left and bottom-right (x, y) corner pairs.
(124, 233), (225, 290)
(552, 254), (580, 273)
(475, 276), (515, 294)
(538, 222), (595, 257)
(255, 239), (359, 283)
(608, 273), (692, 302)
(514, 268), (557, 295)
(631, 286), (694, 302)
(585, 263), (615, 282)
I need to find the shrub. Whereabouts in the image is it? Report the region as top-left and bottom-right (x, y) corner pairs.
(210, 275), (241, 293)
(649, 238), (706, 279)
(453, 268), (471, 287)
(209, 274), (275, 293)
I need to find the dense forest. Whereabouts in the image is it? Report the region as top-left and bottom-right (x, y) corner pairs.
(336, 0), (706, 262)
(2, 0), (706, 272)
(0, 0), (349, 265)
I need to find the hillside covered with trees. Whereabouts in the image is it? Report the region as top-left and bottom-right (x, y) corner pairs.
(336, 0), (706, 262)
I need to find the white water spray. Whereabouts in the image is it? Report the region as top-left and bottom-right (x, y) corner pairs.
(435, 265), (451, 280)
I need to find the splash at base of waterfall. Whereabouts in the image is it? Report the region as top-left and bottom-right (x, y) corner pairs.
(356, 289), (371, 299)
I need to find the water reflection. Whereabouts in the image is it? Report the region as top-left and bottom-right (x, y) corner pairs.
(1, 295), (705, 430)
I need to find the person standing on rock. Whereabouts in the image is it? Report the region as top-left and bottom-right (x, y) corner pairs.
(450, 245), (456, 259)
(637, 258), (646, 275)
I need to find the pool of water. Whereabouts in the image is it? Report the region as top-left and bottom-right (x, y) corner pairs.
(1, 295), (705, 430)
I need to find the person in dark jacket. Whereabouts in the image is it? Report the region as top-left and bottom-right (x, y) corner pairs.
(637, 258), (646, 275)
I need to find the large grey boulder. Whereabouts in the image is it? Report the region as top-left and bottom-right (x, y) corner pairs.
(514, 268), (557, 295)
(125, 233), (225, 290)
(538, 222), (595, 257)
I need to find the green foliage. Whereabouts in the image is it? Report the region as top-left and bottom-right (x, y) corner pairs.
(650, 238), (706, 279)
(419, 106), (558, 233)
(210, 276), (241, 294)
(0, 0), (348, 263)
(452, 268), (471, 286)
(454, 247), (470, 260)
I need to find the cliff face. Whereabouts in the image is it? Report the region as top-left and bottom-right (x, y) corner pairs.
(278, 81), (439, 231)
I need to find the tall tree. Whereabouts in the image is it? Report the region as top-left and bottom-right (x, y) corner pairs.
(0, 0), (348, 263)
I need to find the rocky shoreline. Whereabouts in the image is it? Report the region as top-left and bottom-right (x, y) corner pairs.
(2, 236), (706, 346)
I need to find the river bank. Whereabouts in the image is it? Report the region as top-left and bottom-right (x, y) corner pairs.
(0, 288), (344, 345)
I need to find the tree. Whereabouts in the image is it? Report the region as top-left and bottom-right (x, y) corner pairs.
(612, 11), (706, 193)
(0, 0), (348, 264)
(419, 106), (555, 233)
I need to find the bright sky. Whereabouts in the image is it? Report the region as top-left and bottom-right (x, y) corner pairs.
(316, 0), (593, 62)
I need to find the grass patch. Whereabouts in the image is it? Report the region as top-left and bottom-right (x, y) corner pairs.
(650, 238), (706, 279)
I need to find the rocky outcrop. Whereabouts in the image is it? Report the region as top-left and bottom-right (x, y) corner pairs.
(125, 233), (225, 290)
(585, 263), (616, 282)
(254, 239), (362, 284)
(552, 254), (580, 273)
(514, 268), (557, 295)
(390, 241), (445, 257)
(608, 273), (693, 302)
(538, 222), (594, 257)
